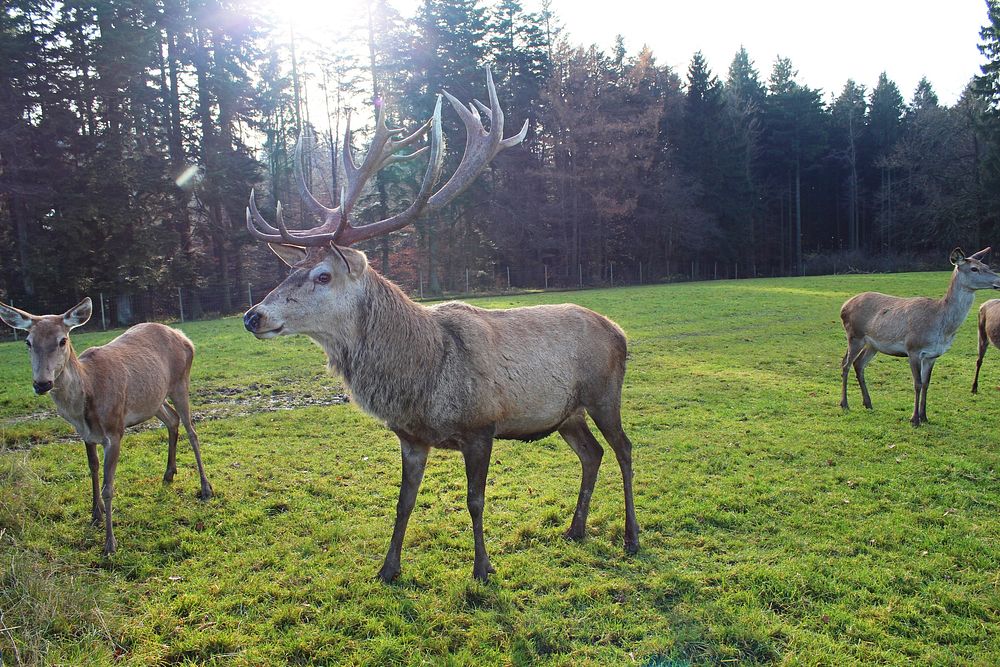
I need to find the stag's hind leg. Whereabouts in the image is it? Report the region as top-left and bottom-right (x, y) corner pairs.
(169, 379), (212, 500)
(973, 317), (989, 394)
(461, 428), (496, 581)
(558, 413), (604, 541)
(156, 402), (180, 483)
(586, 403), (639, 555)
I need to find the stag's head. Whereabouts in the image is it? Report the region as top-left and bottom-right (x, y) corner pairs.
(243, 68), (526, 339)
(0, 298), (92, 394)
(950, 247), (1000, 291)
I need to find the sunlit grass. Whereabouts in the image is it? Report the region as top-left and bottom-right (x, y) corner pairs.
(1, 272), (999, 664)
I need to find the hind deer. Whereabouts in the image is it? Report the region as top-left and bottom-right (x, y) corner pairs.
(0, 298), (212, 555)
(971, 298), (1000, 394)
(840, 247), (1000, 426)
(242, 69), (639, 582)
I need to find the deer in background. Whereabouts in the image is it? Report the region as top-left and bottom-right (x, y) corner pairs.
(0, 298), (212, 555)
(840, 247), (1000, 427)
(242, 69), (639, 582)
(971, 298), (1000, 394)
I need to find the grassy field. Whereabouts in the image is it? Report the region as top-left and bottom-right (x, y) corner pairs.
(1, 272), (999, 665)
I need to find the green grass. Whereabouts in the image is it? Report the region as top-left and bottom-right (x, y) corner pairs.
(2, 272), (999, 665)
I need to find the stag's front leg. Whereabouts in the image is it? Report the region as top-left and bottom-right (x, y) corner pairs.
(462, 429), (496, 581)
(378, 435), (429, 583)
(85, 441), (104, 527)
(101, 433), (122, 555)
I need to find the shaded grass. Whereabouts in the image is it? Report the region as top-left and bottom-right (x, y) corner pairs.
(1, 272), (999, 664)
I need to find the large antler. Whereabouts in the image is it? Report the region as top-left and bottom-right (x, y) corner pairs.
(246, 68), (528, 248)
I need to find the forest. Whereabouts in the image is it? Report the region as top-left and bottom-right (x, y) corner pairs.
(5, 0), (1000, 322)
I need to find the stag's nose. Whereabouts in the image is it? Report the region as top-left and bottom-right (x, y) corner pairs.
(244, 308), (261, 333)
(33, 380), (53, 395)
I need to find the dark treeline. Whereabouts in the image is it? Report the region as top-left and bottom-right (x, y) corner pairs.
(6, 0), (1000, 317)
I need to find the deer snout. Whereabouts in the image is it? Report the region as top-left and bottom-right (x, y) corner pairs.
(243, 308), (262, 333)
(33, 380), (53, 395)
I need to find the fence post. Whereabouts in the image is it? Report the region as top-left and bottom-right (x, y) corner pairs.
(506, 266), (511, 290)
(419, 274), (424, 299)
(247, 283), (253, 307)
(714, 262), (718, 280)
(544, 264), (548, 290)
(610, 261), (614, 287)
(578, 263), (582, 288)
(735, 263), (739, 280)
(10, 299), (16, 340)
(639, 261), (643, 285)
(465, 268), (470, 294)
(100, 293), (107, 330)
(691, 260), (695, 280)
(178, 287), (184, 323)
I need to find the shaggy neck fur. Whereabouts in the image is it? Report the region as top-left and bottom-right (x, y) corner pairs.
(311, 268), (447, 432)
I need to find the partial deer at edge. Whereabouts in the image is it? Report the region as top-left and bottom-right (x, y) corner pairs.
(242, 69), (639, 582)
(971, 298), (1000, 394)
(840, 247), (1000, 427)
(0, 299), (213, 555)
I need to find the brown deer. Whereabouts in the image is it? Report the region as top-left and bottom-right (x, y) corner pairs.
(840, 247), (1000, 426)
(971, 298), (1000, 394)
(0, 298), (212, 555)
(242, 69), (639, 582)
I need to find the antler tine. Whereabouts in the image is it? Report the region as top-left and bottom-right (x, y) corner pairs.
(246, 192), (284, 243)
(334, 96), (446, 246)
(428, 67), (519, 211)
(472, 97), (529, 149)
(294, 129), (340, 224)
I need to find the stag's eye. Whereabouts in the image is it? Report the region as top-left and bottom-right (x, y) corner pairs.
(972, 267), (980, 272)
(59, 338), (67, 347)
(25, 340), (31, 349)
(315, 272), (332, 285)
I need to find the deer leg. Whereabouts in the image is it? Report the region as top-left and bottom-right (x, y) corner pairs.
(854, 347), (877, 410)
(587, 404), (640, 555)
(841, 338), (866, 409)
(908, 356), (923, 427)
(101, 433), (122, 555)
(557, 414), (604, 541)
(170, 382), (212, 500)
(85, 441), (104, 527)
(973, 330), (989, 394)
(378, 435), (429, 584)
(919, 358), (936, 423)
(157, 402), (180, 483)
(462, 429), (496, 581)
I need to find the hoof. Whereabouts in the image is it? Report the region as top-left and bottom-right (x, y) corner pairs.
(472, 560), (495, 581)
(103, 540), (117, 557)
(199, 485), (214, 501)
(162, 469), (176, 484)
(624, 539), (640, 555)
(377, 564), (400, 584)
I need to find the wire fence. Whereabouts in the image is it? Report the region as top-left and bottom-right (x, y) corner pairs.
(2, 258), (782, 341)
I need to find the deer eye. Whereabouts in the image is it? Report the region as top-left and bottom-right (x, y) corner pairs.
(25, 340), (31, 349)
(315, 272), (332, 285)
(972, 267), (980, 272)
(59, 338), (67, 347)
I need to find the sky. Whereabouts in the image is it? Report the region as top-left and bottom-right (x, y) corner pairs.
(279, 0), (991, 107)
(544, 0), (988, 105)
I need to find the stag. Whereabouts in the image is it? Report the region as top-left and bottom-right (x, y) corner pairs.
(971, 298), (1000, 394)
(0, 299), (212, 555)
(243, 69), (639, 581)
(840, 247), (1000, 426)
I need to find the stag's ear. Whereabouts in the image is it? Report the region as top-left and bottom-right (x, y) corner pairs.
(62, 297), (92, 329)
(338, 246), (368, 277)
(0, 301), (36, 331)
(268, 243), (308, 267)
(970, 247), (992, 261)
(950, 248), (967, 265)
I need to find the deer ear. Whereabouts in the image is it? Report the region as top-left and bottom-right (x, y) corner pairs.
(0, 301), (36, 331)
(338, 246), (368, 277)
(62, 297), (92, 329)
(950, 248), (967, 265)
(970, 247), (992, 261)
(268, 243), (308, 267)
